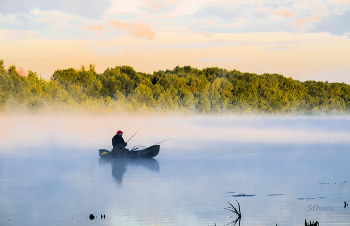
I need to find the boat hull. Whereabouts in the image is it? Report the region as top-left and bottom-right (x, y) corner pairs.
(99, 145), (160, 159)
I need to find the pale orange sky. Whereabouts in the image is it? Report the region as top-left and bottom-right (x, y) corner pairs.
(1, 0), (350, 83)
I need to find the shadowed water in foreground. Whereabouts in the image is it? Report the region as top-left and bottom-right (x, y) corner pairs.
(0, 116), (350, 226)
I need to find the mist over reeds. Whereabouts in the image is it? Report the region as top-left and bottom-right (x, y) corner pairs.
(1, 60), (350, 115)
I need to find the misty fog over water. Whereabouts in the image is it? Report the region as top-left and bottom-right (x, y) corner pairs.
(0, 115), (349, 225)
(1, 115), (350, 150)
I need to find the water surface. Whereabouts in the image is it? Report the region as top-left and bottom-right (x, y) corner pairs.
(0, 116), (349, 226)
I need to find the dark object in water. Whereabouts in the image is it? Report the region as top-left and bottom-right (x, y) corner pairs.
(224, 200), (241, 226)
(104, 214), (105, 219)
(305, 219), (319, 226)
(99, 157), (159, 184)
(89, 214), (95, 220)
(231, 194), (255, 197)
(345, 201), (347, 208)
(101, 214), (103, 219)
(99, 145), (160, 159)
(296, 198), (315, 200)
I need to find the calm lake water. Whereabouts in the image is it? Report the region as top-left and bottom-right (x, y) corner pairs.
(0, 116), (350, 226)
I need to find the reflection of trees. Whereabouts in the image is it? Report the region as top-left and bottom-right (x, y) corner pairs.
(99, 158), (159, 185)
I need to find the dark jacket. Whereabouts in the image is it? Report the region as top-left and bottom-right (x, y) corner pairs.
(112, 134), (127, 149)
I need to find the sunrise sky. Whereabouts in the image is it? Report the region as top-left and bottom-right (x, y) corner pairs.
(0, 0), (349, 83)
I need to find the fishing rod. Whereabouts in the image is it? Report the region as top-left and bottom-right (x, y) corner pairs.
(131, 137), (171, 151)
(152, 138), (171, 146)
(126, 128), (142, 143)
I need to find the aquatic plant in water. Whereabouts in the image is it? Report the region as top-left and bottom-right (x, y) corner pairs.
(305, 219), (319, 226)
(224, 200), (241, 226)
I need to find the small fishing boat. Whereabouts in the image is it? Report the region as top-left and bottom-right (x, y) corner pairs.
(99, 145), (160, 159)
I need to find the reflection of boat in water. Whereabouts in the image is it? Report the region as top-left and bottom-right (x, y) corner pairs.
(99, 157), (160, 184)
(99, 145), (160, 159)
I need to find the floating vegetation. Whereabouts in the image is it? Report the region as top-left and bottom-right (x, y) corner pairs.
(305, 219), (319, 226)
(296, 198), (315, 200)
(89, 214), (106, 220)
(319, 182), (338, 185)
(320, 181), (347, 185)
(224, 200), (241, 226)
(267, 194), (285, 196)
(230, 194), (255, 197)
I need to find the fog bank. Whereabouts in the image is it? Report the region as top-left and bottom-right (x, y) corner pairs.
(1, 114), (350, 154)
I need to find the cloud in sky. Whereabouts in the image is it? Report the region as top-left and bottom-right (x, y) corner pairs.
(31, 9), (79, 21)
(333, 0), (350, 5)
(193, 4), (247, 22)
(0, 0), (111, 19)
(197, 58), (212, 61)
(293, 17), (309, 31)
(278, 10), (293, 18)
(107, 20), (156, 40)
(310, 9), (350, 36)
(6, 30), (40, 40)
(203, 31), (213, 37)
(1, 0), (350, 83)
(1, 30), (350, 83)
(85, 24), (104, 32)
(1, 0), (350, 36)
(265, 46), (292, 51)
(139, 0), (179, 14)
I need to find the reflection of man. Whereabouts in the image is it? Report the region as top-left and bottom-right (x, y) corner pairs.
(111, 159), (127, 185)
(106, 158), (160, 185)
(112, 130), (128, 156)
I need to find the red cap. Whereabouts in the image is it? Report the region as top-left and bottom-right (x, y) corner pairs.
(117, 130), (124, 135)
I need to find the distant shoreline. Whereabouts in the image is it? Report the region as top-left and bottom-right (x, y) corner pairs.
(1, 60), (350, 115)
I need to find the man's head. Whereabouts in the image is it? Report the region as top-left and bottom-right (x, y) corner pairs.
(117, 130), (124, 136)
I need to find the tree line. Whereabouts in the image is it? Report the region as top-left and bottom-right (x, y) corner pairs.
(1, 59), (350, 114)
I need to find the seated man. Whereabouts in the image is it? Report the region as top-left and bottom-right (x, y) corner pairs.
(112, 130), (128, 156)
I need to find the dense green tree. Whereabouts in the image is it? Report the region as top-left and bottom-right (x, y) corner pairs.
(0, 60), (6, 75)
(1, 60), (350, 114)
